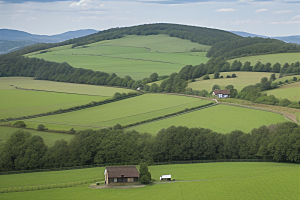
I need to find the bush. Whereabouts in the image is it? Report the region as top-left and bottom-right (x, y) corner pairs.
(37, 124), (46, 131)
(226, 75), (231, 78)
(203, 75), (210, 80)
(293, 77), (297, 81)
(232, 73), (237, 78)
(13, 121), (26, 128)
(140, 174), (151, 184)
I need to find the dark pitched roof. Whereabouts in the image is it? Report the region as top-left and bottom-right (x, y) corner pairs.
(106, 166), (140, 178)
(213, 89), (230, 95)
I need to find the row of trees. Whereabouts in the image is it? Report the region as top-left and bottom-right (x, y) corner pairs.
(0, 121), (299, 171)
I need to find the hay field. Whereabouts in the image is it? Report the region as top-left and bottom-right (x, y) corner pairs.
(188, 72), (279, 92)
(1, 162), (298, 200)
(129, 104), (288, 134)
(27, 35), (210, 79)
(227, 52), (300, 65)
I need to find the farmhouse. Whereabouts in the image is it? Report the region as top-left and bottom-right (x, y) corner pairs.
(104, 165), (140, 186)
(213, 89), (230, 98)
(160, 174), (172, 181)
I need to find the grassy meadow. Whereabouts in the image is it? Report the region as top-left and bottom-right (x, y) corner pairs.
(27, 35), (210, 79)
(128, 104), (288, 134)
(21, 94), (212, 130)
(0, 77), (135, 96)
(0, 126), (74, 147)
(0, 89), (108, 119)
(188, 71), (279, 92)
(227, 52), (300, 65)
(0, 162), (299, 200)
(265, 81), (300, 102)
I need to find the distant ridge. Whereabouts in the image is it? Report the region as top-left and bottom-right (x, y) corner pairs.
(230, 31), (300, 44)
(0, 29), (98, 54)
(0, 29), (98, 43)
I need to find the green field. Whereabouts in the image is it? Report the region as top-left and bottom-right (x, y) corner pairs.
(188, 71), (279, 92)
(228, 52), (300, 65)
(0, 162), (299, 200)
(0, 77), (135, 96)
(265, 81), (300, 102)
(21, 94), (212, 130)
(0, 89), (109, 119)
(27, 35), (210, 79)
(128, 104), (288, 134)
(0, 126), (73, 147)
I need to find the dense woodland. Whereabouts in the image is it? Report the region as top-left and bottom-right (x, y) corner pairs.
(0, 122), (299, 172)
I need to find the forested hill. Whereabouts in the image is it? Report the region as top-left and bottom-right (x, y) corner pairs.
(4, 23), (300, 59)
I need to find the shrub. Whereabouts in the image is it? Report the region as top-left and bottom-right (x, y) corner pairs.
(226, 75), (231, 78)
(203, 75), (210, 80)
(232, 73), (237, 78)
(37, 124), (46, 131)
(293, 77), (297, 81)
(13, 121), (26, 128)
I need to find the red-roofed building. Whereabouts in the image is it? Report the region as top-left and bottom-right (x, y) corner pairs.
(104, 166), (140, 185)
(213, 89), (230, 98)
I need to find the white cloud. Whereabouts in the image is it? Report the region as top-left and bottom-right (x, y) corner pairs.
(271, 20), (300, 24)
(273, 10), (293, 13)
(230, 19), (261, 24)
(69, 0), (89, 7)
(215, 8), (235, 12)
(292, 15), (300, 19)
(255, 8), (268, 13)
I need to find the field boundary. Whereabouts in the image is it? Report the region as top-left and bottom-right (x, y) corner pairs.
(0, 159), (273, 176)
(12, 86), (110, 97)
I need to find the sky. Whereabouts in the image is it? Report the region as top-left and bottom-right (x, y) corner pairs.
(0, 0), (299, 37)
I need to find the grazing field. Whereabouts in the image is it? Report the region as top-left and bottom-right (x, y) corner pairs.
(0, 126), (73, 147)
(27, 35), (210, 79)
(0, 89), (109, 119)
(0, 77), (135, 96)
(265, 81), (300, 101)
(188, 72), (279, 92)
(1, 162), (299, 200)
(227, 52), (300, 65)
(22, 94), (212, 130)
(129, 104), (288, 134)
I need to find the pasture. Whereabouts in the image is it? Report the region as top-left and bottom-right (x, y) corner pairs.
(27, 35), (210, 79)
(227, 52), (300, 65)
(128, 104), (288, 134)
(0, 77), (135, 96)
(265, 81), (300, 102)
(22, 94), (212, 130)
(0, 126), (73, 147)
(0, 89), (108, 119)
(1, 162), (299, 200)
(188, 71), (279, 92)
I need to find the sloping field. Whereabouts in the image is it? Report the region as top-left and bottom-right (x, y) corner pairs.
(22, 94), (212, 130)
(0, 126), (73, 147)
(0, 77), (135, 96)
(188, 72), (279, 92)
(1, 162), (299, 200)
(27, 35), (210, 79)
(129, 104), (287, 134)
(265, 81), (300, 101)
(228, 52), (300, 65)
(0, 90), (108, 119)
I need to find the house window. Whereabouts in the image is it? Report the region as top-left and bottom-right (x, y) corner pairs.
(114, 178), (117, 182)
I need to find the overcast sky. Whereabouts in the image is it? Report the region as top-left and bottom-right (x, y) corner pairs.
(0, 0), (299, 37)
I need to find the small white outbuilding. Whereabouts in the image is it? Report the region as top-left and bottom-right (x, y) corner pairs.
(160, 174), (171, 181)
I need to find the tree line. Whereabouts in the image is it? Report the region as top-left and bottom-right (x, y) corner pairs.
(0, 121), (299, 172)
